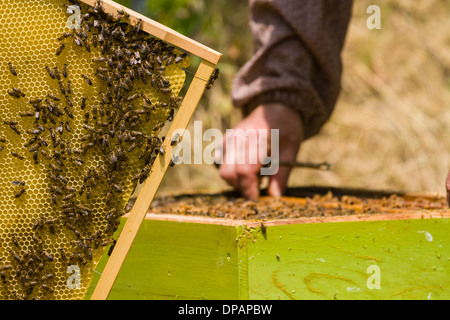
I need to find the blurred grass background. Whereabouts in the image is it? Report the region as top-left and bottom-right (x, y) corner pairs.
(119, 0), (450, 197)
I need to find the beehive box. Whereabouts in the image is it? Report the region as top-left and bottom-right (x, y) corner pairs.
(0, 0), (220, 300)
(86, 187), (450, 300)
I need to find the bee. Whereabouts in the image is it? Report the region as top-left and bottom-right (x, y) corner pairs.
(80, 97), (87, 110)
(85, 186), (92, 199)
(67, 80), (72, 95)
(112, 183), (122, 193)
(83, 39), (91, 53)
(50, 186), (63, 197)
(116, 8), (130, 20)
(160, 87), (172, 94)
(18, 110), (33, 118)
(11, 233), (20, 248)
(41, 284), (54, 293)
(37, 136), (48, 147)
(170, 133), (182, 146)
(64, 106), (74, 119)
(206, 68), (220, 89)
(58, 80), (66, 95)
(12, 180), (25, 186)
(27, 129), (41, 135)
(92, 33), (98, 48)
(73, 157), (84, 166)
(166, 55), (175, 66)
(63, 193), (75, 201)
(10, 250), (21, 262)
(40, 251), (54, 262)
(7, 88), (24, 98)
(126, 93), (140, 102)
(62, 64), (68, 78)
(56, 43), (66, 56)
(32, 235), (43, 246)
(54, 66), (61, 80)
(105, 191), (113, 205)
(73, 36), (83, 47)
(14, 188), (26, 198)
(57, 32), (73, 41)
(0, 270), (7, 284)
(82, 74), (93, 86)
(64, 121), (72, 133)
(36, 124), (45, 132)
(85, 247), (93, 261)
(136, 18), (143, 33)
(33, 218), (44, 230)
(59, 248), (67, 262)
(33, 151), (39, 164)
(41, 273), (55, 282)
(24, 281), (38, 288)
(107, 239), (117, 256)
(45, 66), (56, 79)
(11, 151), (24, 160)
(4, 119), (18, 126)
(47, 93), (60, 101)
(169, 157), (177, 167)
(92, 56), (106, 63)
(50, 163), (62, 172)
(260, 222), (267, 235)
(8, 62), (17, 76)
(83, 111), (90, 123)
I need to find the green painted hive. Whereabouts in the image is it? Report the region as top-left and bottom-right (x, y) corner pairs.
(86, 188), (450, 300)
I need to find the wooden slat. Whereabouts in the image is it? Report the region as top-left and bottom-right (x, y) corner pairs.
(90, 60), (219, 300)
(141, 211), (450, 228)
(80, 0), (222, 64)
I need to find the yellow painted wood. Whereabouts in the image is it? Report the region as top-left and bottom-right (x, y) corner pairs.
(80, 0), (222, 64)
(91, 60), (220, 300)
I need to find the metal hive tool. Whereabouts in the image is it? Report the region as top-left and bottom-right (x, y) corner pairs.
(0, 0), (221, 300)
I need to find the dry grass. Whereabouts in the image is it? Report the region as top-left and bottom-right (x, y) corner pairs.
(154, 0), (450, 197)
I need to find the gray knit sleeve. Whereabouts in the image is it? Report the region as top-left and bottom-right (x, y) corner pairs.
(232, 0), (353, 139)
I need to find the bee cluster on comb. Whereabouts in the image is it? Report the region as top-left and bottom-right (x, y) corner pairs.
(0, 0), (189, 300)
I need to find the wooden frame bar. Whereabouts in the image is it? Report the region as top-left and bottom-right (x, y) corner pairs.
(81, 0), (222, 64)
(83, 0), (222, 300)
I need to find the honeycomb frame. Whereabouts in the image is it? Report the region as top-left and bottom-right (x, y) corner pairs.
(0, 0), (222, 300)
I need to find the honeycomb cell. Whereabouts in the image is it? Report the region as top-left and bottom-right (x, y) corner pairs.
(0, 0), (189, 300)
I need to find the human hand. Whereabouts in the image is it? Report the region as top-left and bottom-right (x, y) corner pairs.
(219, 103), (304, 200)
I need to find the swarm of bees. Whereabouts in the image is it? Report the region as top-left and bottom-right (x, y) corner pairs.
(0, 0), (193, 300)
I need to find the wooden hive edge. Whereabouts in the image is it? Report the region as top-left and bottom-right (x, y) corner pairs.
(80, 0), (222, 64)
(126, 210), (450, 228)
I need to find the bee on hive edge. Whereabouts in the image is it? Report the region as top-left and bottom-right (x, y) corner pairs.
(116, 8), (130, 20)
(206, 68), (220, 90)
